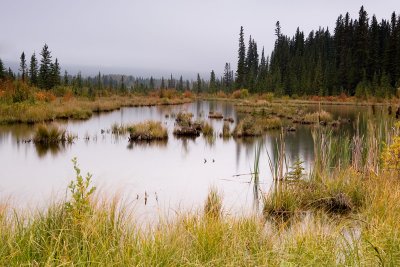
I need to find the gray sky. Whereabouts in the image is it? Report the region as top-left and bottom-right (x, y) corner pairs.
(0, 0), (399, 78)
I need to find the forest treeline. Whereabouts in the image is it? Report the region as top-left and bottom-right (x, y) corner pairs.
(235, 6), (400, 97)
(1, 6), (399, 98)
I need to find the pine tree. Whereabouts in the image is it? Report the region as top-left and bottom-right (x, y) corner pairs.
(29, 53), (38, 86)
(51, 58), (60, 87)
(63, 70), (69, 85)
(177, 76), (184, 91)
(353, 6), (369, 85)
(196, 73), (202, 94)
(19, 52), (27, 82)
(149, 76), (155, 89)
(8, 68), (15, 80)
(236, 26), (246, 88)
(160, 77), (165, 89)
(39, 44), (53, 89)
(0, 58), (5, 80)
(223, 63), (233, 91)
(209, 70), (216, 93)
(120, 76), (126, 93)
(96, 72), (102, 90)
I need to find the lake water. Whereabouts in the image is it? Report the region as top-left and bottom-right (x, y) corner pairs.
(0, 100), (388, 220)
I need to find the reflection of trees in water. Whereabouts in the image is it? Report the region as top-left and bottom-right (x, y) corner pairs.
(34, 143), (68, 158)
(0, 125), (35, 144)
(174, 136), (197, 155)
(126, 140), (168, 150)
(203, 135), (216, 148)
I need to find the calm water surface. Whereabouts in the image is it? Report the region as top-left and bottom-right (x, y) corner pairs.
(0, 101), (385, 219)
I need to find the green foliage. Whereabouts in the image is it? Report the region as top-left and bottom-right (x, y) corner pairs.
(65, 157), (96, 220)
(286, 158), (305, 180)
(232, 6), (400, 97)
(38, 44), (53, 90)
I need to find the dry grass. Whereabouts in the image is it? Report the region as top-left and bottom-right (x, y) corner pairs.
(0, 95), (193, 124)
(128, 121), (168, 141)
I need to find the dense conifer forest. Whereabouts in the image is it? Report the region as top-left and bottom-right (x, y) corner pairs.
(234, 6), (400, 97)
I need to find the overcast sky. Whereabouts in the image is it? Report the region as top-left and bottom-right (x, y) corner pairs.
(0, 0), (399, 78)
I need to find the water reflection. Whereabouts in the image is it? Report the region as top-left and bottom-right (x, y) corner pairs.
(0, 100), (390, 216)
(34, 142), (70, 158)
(127, 140), (168, 150)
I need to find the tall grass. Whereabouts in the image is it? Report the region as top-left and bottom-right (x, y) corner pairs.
(2, 151), (400, 265)
(128, 121), (168, 141)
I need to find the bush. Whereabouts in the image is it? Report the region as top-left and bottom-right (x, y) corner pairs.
(263, 92), (274, 102)
(232, 89), (249, 99)
(35, 91), (56, 102)
(183, 90), (193, 98)
(216, 90), (227, 98)
(66, 158), (96, 222)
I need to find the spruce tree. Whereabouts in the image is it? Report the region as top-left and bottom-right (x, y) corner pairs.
(97, 71), (102, 90)
(223, 63), (233, 91)
(29, 53), (38, 86)
(51, 58), (61, 87)
(0, 58), (5, 80)
(19, 52), (27, 82)
(196, 73), (202, 94)
(63, 70), (69, 85)
(39, 44), (53, 89)
(149, 76), (155, 89)
(209, 70), (216, 93)
(236, 26), (246, 88)
(178, 76), (184, 91)
(160, 77), (165, 89)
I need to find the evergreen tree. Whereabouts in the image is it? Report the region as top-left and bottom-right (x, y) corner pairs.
(149, 76), (155, 89)
(120, 76), (126, 93)
(160, 76), (165, 89)
(0, 58), (5, 80)
(196, 73), (202, 94)
(29, 53), (38, 86)
(177, 76), (184, 91)
(97, 71), (102, 90)
(209, 70), (216, 93)
(63, 70), (69, 85)
(38, 44), (53, 89)
(223, 63), (233, 91)
(19, 52), (27, 82)
(51, 58), (60, 87)
(8, 68), (15, 80)
(236, 26), (246, 88)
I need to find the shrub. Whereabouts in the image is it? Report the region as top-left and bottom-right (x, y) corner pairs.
(216, 90), (227, 98)
(65, 158), (96, 222)
(264, 92), (274, 102)
(232, 89), (249, 99)
(233, 117), (263, 137)
(202, 122), (214, 136)
(183, 90), (193, 98)
(221, 121), (231, 138)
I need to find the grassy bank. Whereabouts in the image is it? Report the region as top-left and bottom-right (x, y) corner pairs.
(0, 95), (193, 124)
(0, 169), (399, 265)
